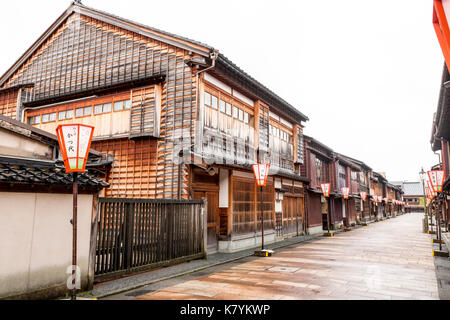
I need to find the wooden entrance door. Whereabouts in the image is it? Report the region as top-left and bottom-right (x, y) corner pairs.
(194, 190), (219, 252)
(283, 196), (304, 235)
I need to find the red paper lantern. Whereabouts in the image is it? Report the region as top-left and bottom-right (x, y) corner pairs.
(427, 170), (445, 193)
(56, 124), (95, 173)
(320, 183), (331, 198)
(252, 164), (270, 187)
(360, 191), (367, 201)
(341, 187), (350, 199)
(427, 180), (438, 198)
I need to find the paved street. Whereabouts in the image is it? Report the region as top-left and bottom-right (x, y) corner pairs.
(110, 212), (439, 300)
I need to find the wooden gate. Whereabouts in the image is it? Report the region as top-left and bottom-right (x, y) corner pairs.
(94, 198), (205, 281)
(193, 190), (219, 252)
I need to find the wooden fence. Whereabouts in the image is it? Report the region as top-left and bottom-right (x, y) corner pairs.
(94, 198), (206, 281)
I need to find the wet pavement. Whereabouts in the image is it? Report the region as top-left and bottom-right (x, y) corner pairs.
(106, 212), (440, 300)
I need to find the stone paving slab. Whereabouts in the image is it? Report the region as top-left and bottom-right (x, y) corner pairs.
(87, 233), (320, 298)
(126, 213), (439, 300)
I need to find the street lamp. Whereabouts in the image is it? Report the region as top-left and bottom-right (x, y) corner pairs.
(419, 168), (428, 232)
(321, 183), (332, 235)
(56, 124), (94, 300)
(252, 163), (271, 257)
(427, 169), (445, 251)
(341, 187), (350, 227)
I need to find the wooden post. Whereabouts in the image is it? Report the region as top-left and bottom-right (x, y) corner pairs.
(87, 194), (99, 291)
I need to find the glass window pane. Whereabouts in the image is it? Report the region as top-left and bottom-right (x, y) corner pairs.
(35, 116), (40, 124)
(124, 100), (131, 109)
(28, 117), (34, 125)
(211, 96), (218, 109)
(220, 100), (226, 113)
(205, 92), (211, 106)
(114, 101), (123, 111)
(94, 105), (103, 114)
(239, 109), (244, 121)
(233, 106), (238, 118)
(42, 114), (50, 123)
(66, 110), (74, 119)
(226, 103), (232, 116)
(104, 103), (112, 113)
(244, 112), (249, 124)
(58, 111), (66, 121)
(49, 113), (56, 122)
(75, 108), (83, 117)
(84, 106), (92, 116)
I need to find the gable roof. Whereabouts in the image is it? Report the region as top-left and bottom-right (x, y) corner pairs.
(391, 181), (423, 196)
(0, 1), (308, 123)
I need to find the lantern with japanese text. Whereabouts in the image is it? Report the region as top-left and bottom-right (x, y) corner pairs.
(56, 124), (95, 173)
(427, 180), (438, 198)
(252, 164), (270, 187)
(425, 186), (433, 200)
(341, 187), (350, 200)
(321, 183), (331, 198)
(360, 191), (367, 201)
(427, 170), (445, 193)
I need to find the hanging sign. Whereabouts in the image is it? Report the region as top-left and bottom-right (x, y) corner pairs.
(360, 191), (367, 201)
(321, 183), (331, 198)
(427, 180), (438, 198)
(252, 164), (270, 187)
(425, 186), (433, 200)
(341, 187), (350, 199)
(427, 170), (445, 193)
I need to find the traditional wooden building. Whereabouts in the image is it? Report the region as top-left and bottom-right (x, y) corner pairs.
(370, 172), (389, 220)
(302, 135), (336, 233)
(0, 2), (309, 253)
(335, 154), (374, 225)
(391, 181), (423, 213)
(333, 154), (360, 228)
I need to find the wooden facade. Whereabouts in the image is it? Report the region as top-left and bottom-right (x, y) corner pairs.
(0, 2), (310, 253)
(0, 2), (407, 255)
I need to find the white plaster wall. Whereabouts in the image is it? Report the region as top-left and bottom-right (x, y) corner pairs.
(0, 192), (93, 299)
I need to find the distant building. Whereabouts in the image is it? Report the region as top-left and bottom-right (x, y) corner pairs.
(391, 181), (424, 213)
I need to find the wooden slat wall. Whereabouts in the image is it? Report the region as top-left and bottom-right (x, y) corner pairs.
(0, 91), (18, 119)
(92, 138), (158, 198)
(1, 12), (198, 199)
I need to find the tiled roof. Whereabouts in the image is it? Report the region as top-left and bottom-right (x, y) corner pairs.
(0, 156), (108, 189)
(392, 181), (424, 196)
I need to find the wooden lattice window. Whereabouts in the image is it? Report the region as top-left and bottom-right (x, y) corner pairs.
(232, 178), (256, 235)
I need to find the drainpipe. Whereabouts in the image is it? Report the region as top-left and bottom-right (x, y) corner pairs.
(194, 50), (219, 145)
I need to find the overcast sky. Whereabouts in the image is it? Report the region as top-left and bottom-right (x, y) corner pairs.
(0, 0), (444, 182)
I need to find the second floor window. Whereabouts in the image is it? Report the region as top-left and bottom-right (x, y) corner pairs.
(315, 157), (328, 183)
